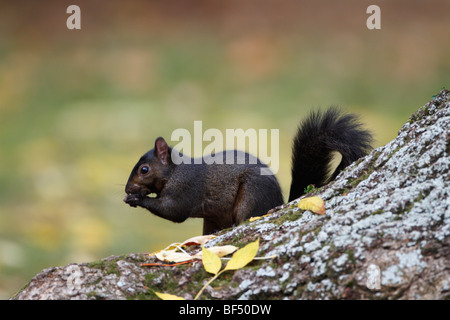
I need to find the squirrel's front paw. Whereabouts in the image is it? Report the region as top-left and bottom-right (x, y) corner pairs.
(124, 194), (142, 207)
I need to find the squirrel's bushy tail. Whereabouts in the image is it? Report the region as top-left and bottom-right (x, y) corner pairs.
(288, 107), (373, 202)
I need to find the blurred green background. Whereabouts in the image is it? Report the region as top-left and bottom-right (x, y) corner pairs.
(0, 0), (448, 298)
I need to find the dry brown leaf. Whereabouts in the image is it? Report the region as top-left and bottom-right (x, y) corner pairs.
(193, 245), (237, 259)
(154, 250), (194, 263)
(154, 244), (237, 263)
(150, 235), (216, 256)
(180, 235), (216, 247)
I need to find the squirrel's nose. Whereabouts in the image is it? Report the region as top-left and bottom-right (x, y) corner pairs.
(125, 182), (140, 195)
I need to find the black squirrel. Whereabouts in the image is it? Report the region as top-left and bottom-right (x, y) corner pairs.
(124, 107), (372, 234)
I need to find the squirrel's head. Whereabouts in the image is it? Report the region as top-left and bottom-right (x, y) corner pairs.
(125, 137), (172, 197)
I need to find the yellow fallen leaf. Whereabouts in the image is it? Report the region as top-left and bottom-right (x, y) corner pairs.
(208, 245), (238, 257)
(224, 238), (259, 271)
(201, 246), (222, 275)
(193, 245), (237, 259)
(155, 292), (185, 300)
(297, 196), (326, 215)
(249, 213), (272, 222)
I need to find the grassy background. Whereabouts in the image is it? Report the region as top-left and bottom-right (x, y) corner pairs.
(0, 0), (449, 298)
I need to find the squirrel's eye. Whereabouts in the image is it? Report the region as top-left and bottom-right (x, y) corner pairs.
(140, 166), (150, 175)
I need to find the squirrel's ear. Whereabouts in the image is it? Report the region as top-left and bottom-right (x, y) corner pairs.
(154, 137), (170, 165)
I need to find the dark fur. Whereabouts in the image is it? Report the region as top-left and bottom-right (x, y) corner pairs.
(124, 107), (373, 234)
(124, 138), (283, 234)
(288, 107), (373, 201)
